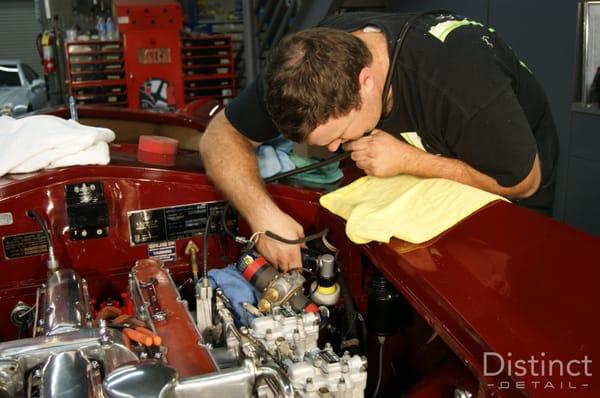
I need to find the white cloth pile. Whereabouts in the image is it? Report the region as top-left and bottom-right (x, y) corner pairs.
(0, 115), (115, 177)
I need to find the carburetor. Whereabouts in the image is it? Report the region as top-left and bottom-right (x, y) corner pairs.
(285, 346), (368, 398)
(249, 306), (320, 361)
(237, 251), (318, 314)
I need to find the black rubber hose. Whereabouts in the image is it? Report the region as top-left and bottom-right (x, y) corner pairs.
(17, 321), (26, 340)
(373, 336), (386, 398)
(264, 229), (328, 245)
(264, 151), (350, 183)
(221, 203), (239, 241)
(203, 211), (214, 280)
(381, 10), (452, 110)
(338, 271), (367, 355)
(15, 308), (34, 340)
(27, 209), (52, 250)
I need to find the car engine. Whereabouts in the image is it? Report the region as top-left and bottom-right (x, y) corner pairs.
(0, 217), (367, 398)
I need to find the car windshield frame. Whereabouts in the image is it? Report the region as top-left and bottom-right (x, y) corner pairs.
(21, 63), (38, 84)
(0, 65), (22, 88)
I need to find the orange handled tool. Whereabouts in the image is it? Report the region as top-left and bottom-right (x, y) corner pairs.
(135, 326), (162, 346)
(122, 332), (133, 351)
(113, 315), (146, 327)
(123, 327), (152, 346)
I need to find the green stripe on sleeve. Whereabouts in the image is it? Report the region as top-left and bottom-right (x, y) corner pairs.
(428, 19), (483, 42)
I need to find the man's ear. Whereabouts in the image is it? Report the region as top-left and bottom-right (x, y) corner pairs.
(358, 66), (375, 97)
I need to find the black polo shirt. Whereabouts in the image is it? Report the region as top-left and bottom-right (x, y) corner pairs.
(225, 12), (558, 213)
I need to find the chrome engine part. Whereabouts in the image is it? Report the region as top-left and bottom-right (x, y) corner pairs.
(103, 361), (178, 397)
(0, 328), (138, 397)
(41, 269), (91, 336)
(40, 350), (103, 398)
(104, 359), (294, 398)
(0, 264), (137, 398)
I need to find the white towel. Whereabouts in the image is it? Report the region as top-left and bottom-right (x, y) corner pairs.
(0, 115), (115, 176)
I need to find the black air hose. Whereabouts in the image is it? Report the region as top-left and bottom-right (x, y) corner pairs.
(338, 271), (367, 355)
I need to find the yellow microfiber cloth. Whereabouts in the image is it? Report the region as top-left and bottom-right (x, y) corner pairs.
(319, 175), (509, 244)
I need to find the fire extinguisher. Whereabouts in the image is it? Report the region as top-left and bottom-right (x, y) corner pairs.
(37, 31), (56, 74)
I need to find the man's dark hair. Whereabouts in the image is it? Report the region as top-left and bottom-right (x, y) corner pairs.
(264, 27), (372, 142)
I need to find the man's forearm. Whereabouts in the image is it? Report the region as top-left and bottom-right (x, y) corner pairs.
(199, 111), (305, 270)
(345, 130), (541, 199)
(199, 111), (280, 228)
(403, 145), (541, 199)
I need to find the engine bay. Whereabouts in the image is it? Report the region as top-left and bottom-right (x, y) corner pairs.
(0, 255), (366, 398)
(0, 169), (377, 398)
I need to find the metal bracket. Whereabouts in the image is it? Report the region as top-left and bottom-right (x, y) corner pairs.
(139, 277), (167, 322)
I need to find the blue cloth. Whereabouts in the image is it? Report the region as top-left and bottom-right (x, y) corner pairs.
(207, 264), (259, 326)
(256, 135), (343, 184)
(256, 136), (296, 178)
(288, 153), (344, 184)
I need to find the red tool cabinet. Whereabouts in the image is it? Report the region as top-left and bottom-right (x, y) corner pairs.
(114, 0), (184, 110)
(64, 0), (235, 110)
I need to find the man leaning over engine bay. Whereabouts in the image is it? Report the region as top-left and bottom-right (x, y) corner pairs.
(199, 11), (559, 271)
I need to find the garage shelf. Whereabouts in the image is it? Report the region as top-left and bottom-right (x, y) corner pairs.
(70, 79), (127, 88)
(181, 34), (236, 104)
(65, 39), (128, 108)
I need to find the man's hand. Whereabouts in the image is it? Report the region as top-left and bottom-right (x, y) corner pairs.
(343, 129), (418, 177)
(251, 210), (304, 272)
